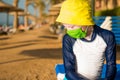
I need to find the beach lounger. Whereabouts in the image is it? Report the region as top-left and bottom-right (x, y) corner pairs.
(55, 64), (120, 80)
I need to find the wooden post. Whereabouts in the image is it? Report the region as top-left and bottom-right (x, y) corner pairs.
(13, 0), (19, 29)
(24, 0), (28, 28)
(91, 0), (95, 16)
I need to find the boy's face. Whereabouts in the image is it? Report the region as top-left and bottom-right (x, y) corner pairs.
(63, 24), (79, 30)
(63, 23), (88, 31)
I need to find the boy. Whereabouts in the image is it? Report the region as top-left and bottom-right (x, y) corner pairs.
(56, 0), (116, 80)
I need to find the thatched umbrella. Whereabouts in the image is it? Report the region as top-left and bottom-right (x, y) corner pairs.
(0, 1), (24, 26)
(52, 3), (62, 8)
(10, 11), (37, 25)
(49, 3), (62, 16)
(0, 1), (24, 12)
(48, 3), (62, 24)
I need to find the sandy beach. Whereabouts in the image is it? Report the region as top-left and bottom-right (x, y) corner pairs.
(0, 25), (120, 80)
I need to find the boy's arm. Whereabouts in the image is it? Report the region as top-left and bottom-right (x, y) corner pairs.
(105, 32), (117, 80)
(62, 35), (84, 80)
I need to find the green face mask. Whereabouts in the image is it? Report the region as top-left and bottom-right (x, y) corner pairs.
(67, 28), (87, 38)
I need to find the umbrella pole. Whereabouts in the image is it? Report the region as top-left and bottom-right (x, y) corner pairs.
(7, 11), (9, 26)
(91, 0), (95, 16)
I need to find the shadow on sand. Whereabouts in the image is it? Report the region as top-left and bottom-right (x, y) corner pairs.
(19, 48), (62, 59)
(0, 39), (42, 46)
(0, 58), (36, 65)
(39, 36), (58, 39)
(0, 37), (10, 40)
(0, 43), (37, 50)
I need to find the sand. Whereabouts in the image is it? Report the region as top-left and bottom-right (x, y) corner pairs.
(0, 25), (119, 80)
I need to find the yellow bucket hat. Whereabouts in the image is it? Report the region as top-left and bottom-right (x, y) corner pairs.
(56, 0), (95, 26)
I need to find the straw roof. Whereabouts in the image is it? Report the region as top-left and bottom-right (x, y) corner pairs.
(52, 3), (62, 8)
(49, 3), (62, 11)
(49, 3), (62, 16)
(48, 11), (59, 16)
(9, 12), (29, 16)
(0, 1), (24, 12)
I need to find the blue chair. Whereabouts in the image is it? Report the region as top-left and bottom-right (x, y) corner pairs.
(55, 64), (120, 80)
(93, 16), (120, 45)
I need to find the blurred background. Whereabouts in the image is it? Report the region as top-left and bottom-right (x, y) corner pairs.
(0, 0), (120, 80)
(0, 0), (120, 34)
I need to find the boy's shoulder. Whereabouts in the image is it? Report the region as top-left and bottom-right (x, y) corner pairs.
(63, 34), (76, 43)
(63, 34), (73, 39)
(95, 25), (115, 37)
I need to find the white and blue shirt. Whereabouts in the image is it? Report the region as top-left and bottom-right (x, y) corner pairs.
(62, 25), (116, 80)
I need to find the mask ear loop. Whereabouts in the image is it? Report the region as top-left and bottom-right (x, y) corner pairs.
(85, 26), (89, 32)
